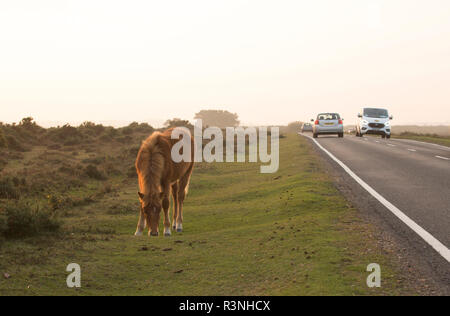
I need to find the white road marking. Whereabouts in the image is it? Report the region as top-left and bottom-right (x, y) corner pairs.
(391, 138), (450, 152)
(375, 141), (380, 143)
(408, 149), (417, 152)
(304, 135), (450, 263)
(387, 144), (396, 147)
(435, 156), (449, 161)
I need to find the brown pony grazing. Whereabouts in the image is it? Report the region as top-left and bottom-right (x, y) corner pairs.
(134, 128), (194, 237)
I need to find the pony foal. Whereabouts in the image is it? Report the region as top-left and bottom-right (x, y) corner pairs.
(134, 128), (194, 237)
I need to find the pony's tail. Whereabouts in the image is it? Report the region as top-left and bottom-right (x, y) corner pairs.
(184, 164), (194, 195)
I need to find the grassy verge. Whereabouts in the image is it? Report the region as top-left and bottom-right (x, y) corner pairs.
(0, 134), (413, 295)
(393, 133), (450, 147)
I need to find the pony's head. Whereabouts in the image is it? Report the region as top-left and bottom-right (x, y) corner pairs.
(138, 191), (163, 236)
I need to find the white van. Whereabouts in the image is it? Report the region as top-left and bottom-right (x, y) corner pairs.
(356, 108), (393, 139)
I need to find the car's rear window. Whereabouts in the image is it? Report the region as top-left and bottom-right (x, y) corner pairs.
(317, 113), (340, 120)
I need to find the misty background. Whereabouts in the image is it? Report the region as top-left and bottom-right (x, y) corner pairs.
(1, 0), (450, 127)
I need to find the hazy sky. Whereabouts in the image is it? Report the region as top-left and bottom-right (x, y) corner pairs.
(1, 0), (450, 126)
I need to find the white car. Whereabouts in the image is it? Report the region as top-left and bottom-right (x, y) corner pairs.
(356, 108), (393, 139)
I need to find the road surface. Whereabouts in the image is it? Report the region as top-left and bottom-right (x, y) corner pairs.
(303, 133), (450, 290)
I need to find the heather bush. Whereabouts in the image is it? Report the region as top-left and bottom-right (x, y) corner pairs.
(0, 201), (60, 238)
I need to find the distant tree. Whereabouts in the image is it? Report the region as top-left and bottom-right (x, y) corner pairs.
(164, 118), (193, 129)
(194, 110), (239, 128)
(19, 117), (36, 128)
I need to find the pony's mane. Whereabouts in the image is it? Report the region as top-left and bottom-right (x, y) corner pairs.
(135, 132), (166, 195)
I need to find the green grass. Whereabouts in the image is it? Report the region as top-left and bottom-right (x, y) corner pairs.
(393, 133), (450, 147)
(0, 134), (413, 295)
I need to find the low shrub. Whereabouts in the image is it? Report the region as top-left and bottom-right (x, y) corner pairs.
(116, 135), (132, 144)
(46, 124), (84, 145)
(107, 204), (136, 215)
(99, 182), (113, 195)
(63, 139), (81, 146)
(0, 213), (7, 238)
(104, 161), (121, 176)
(46, 194), (66, 211)
(0, 157), (7, 171)
(47, 144), (61, 150)
(0, 128), (7, 148)
(65, 179), (84, 190)
(121, 126), (134, 135)
(0, 178), (20, 199)
(6, 135), (28, 152)
(85, 164), (107, 180)
(58, 165), (75, 175)
(1, 201), (60, 238)
(82, 157), (105, 165)
(93, 182), (115, 198)
(99, 134), (112, 142)
(128, 146), (140, 157)
(127, 166), (137, 178)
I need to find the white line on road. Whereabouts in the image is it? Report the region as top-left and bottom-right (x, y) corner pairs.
(408, 149), (417, 152)
(387, 144), (396, 147)
(391, 138), (450, 152)
(435, 156), (449, 161)
(304, 135), (450, 263)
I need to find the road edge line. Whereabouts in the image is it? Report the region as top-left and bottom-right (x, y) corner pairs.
(303, 135), (450, 263)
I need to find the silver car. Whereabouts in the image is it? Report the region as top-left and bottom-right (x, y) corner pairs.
(311, 113), (344, 138)
(301, 123), (313, 133)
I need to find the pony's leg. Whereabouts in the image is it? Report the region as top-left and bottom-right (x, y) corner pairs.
(176, 171), (192, 233)
(176, 164), (193, 233)
(134, 208), (146, 236)
(176, 189), (185, 233)
(162, 194), (171, 237)
(171, 182), (179, 230)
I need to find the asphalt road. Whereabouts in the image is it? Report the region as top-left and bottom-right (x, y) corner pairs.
(303, 133), (450, 290)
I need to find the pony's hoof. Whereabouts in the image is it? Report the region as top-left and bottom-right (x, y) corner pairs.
(164, 228), (171, 237)
(134, 231), (143, 236)
(176, 228), (183, 233)
(149, 231), (159, 237)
